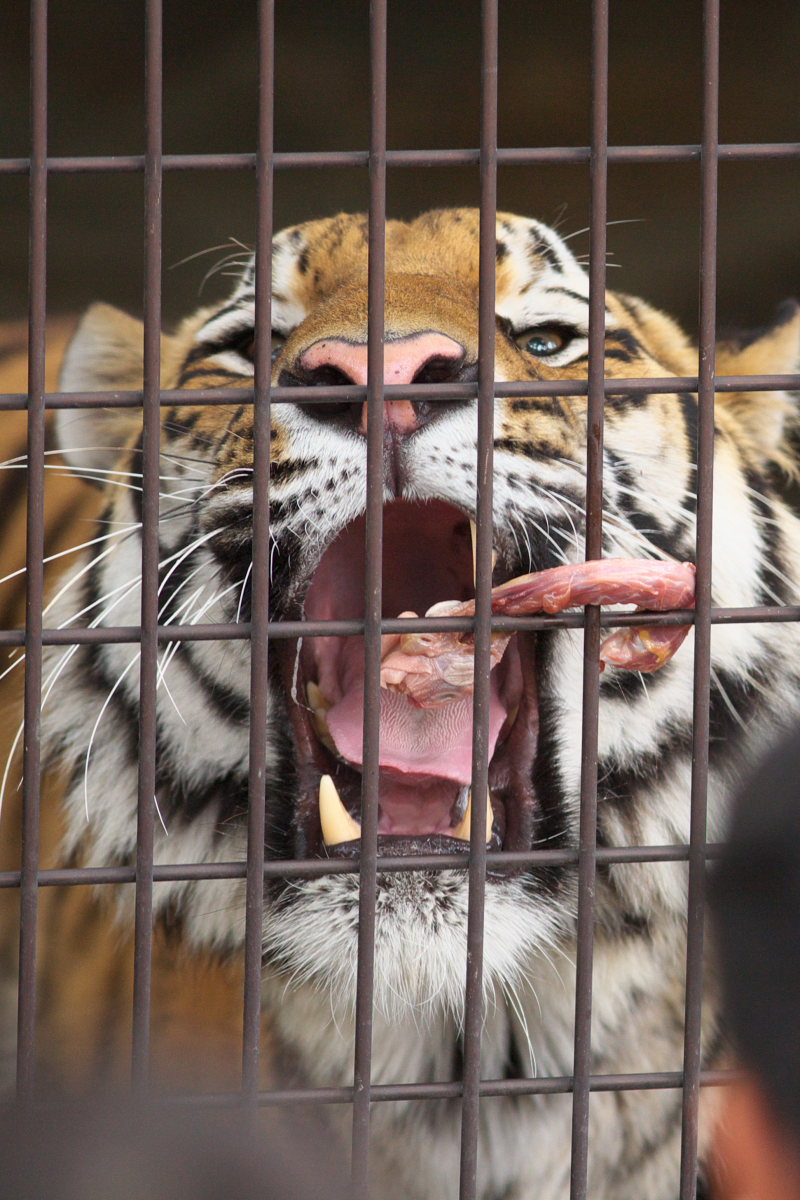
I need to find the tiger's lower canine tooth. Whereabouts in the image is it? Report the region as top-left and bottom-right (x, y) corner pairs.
(319, 775), (361, 845)
(307, 681), (331, 712)
(469, 519), (497, 585)
(451, 790), (493, 845)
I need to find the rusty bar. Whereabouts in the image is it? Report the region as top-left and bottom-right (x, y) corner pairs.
(350, 0), (387, 1190)
(16, 0), (49, 1099)
(240, 0), (274, 1104)
(130, 0), (163, 1090)
(569, 1), (608, 1195)
(0, 842), (728, 893)
(679, 0), (720, 1194)
(251, 1067), (741, 1109)
(457, 3), (498, 1197)
(1, 141), (799, 177)
(2, 368), (800, 413)
(71, 1065), (735, 1113)
(3, 601), (800, 655)
(115, 1064), (737, 1112)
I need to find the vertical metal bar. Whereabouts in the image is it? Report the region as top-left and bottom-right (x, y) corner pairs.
(240, 0), (274, 1101)
(679, 0), (719, 1193)
(569, 0), (609, 1194)
(131, 0), (163, 1090)
(16, 0), (48, 1099)
(351, 0), (387, 1189)
(458, 1), (498, 1195)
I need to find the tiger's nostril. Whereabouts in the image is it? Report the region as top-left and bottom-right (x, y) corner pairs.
(287, 333), (473, 434)
(298, 333), (467, 389)
(411, 352), (466, 385)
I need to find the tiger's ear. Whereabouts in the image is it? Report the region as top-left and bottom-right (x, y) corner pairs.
(715, 300), (800, 472)
(57, 303), (150, 475)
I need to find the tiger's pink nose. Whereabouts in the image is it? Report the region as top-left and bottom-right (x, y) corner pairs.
(299, 332), (466, 435)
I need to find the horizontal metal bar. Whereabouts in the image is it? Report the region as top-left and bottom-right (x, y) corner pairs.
(0, 604), (796, 651)
(0, 842), (725, 891)
(262, 1066), (738, 1106)
(0, 142), (798, 176)
(116, 1067), (738, 1113)
(2, 372), (798, 412)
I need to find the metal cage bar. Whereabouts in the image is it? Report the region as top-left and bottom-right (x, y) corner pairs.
(240, 0), (275, 1103)
(129, 0), (164, 1091)
(2, 141), (799, 177)
(15, 0), (49, 1100)
(457, 2), (499, 1194)
(679, 0), (721, 1193)
(569, 1), (609, 1193)
(2, 369), (800, 413)
(350, 0), (388, 1190)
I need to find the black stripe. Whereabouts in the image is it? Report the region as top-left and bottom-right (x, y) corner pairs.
(597, 723), (694, 814)
(708, 662), (772, 765)
(507, 397), (567, 415)
(177, 365), (250, 386)
(599, 666), (667, 702)
(606, 328), (644, 358)
(494, 435), (571, 465)
(528, 225), (563, 273)
(198, 299), (252, 327)
(743, 467), (790, 605)
(174, 641), (250, 724)
(163, 409), (201, 438)
(155, 760), (250, 825)
(543, 286), (590, 307)
(605, 390), (649, 410)
(270, 456), (319, 487)
(604, 447), (682, 556)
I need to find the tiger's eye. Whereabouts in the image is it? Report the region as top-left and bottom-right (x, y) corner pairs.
(516, 327), (568, 357)
(271, 332), (286, 361)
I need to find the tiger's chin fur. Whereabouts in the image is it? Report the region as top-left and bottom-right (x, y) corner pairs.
(2, 208), (800, 1198)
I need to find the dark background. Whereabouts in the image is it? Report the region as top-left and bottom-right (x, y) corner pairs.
(2, 0), (799, 336)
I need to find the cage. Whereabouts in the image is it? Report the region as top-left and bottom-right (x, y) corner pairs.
(1, 3), (800, 1199)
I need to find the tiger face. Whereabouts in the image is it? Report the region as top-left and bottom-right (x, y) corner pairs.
(35, 208), (800, 1196)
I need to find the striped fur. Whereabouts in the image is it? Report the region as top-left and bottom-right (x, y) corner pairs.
(2, 209), (800, 1197)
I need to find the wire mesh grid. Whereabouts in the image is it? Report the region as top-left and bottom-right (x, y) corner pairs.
(2, 1), (800, 1198)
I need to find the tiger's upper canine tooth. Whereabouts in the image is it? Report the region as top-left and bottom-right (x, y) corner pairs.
(469, 519), (497, 585)
(319, 775), (361, 845)
(451, 789), (494, 845)
(307, 684), (336, 754)
(307, 681), (331, 712)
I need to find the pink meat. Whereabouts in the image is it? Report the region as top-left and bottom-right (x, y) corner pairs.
(380, 558), (695, 707)
(486, 559), (696, 616)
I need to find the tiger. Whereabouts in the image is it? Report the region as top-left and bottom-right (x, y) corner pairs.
(2, 207), (800, 1200)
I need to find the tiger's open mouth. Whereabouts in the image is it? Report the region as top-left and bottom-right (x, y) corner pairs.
(280, 500), (537, 857)
(276, 500), (695, 859)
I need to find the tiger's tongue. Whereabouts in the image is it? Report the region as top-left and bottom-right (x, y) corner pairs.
(326, 680), (507, 783)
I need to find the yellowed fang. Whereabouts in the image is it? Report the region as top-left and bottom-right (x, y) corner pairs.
(306, 681), (331, 712)
(319, 774), (362, 845)
(451, 790), (494, 845)
(469, 518), (497, 585)
(307, 682), (336, 753)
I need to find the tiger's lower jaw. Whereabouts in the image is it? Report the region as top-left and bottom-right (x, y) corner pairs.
(262, 862), (573, 1025)
(263, 889), (718, 1200)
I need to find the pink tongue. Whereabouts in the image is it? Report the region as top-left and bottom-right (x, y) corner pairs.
(326, 680), (507, 783)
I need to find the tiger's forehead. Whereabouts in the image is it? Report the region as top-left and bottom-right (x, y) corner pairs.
(226, 208), (593, 335)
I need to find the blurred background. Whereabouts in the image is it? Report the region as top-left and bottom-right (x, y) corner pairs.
(2, 0), (798, 336)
